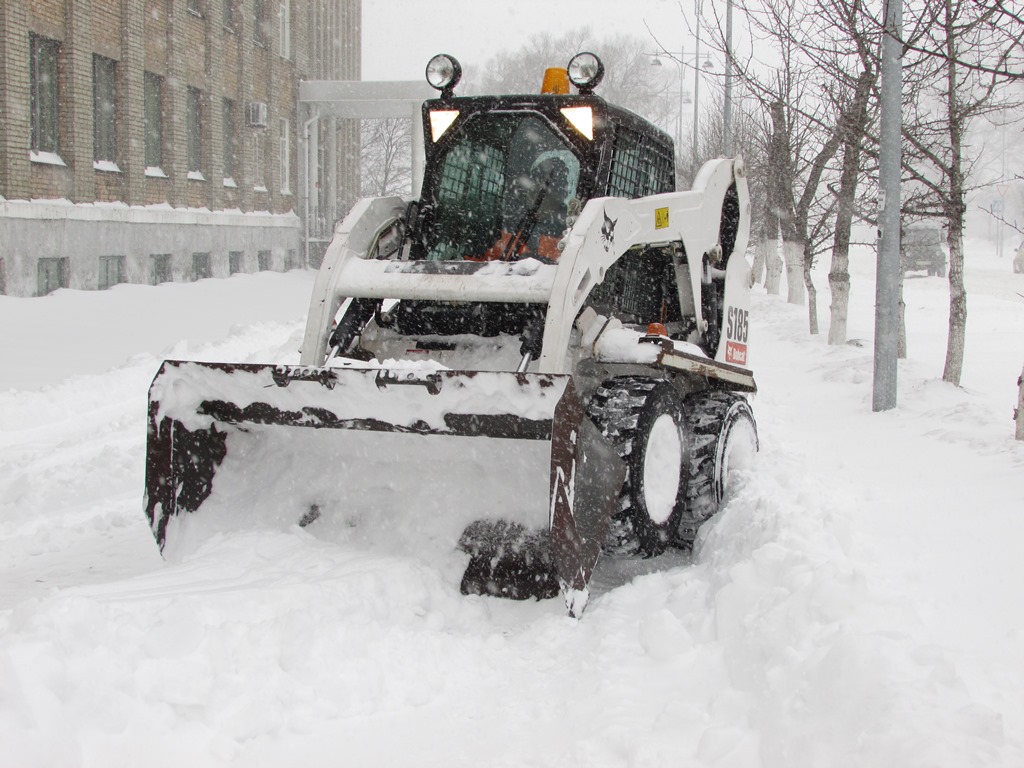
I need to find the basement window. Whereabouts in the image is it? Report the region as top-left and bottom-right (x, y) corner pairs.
(151, 254), (171, 284)
(37, 257), (68, 296)
(98, 255), (125, 290)
(192, 252), (212, 280)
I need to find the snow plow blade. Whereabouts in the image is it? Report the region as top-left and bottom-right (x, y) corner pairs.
(144, 361), (625, 616)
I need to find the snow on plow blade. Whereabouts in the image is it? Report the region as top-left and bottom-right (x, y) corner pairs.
(144, 361), (625, 616)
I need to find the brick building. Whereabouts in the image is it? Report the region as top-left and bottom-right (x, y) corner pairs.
(0, 0), (361, 296)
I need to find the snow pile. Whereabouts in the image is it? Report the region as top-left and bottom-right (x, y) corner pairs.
(0, 243), (1022, 766)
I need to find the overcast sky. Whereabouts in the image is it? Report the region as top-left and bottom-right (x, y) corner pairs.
(361, 0), (709, 82)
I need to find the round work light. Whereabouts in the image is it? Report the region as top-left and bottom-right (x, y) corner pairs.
(567, 52), (605, 94)
(426, 54), (462, 96)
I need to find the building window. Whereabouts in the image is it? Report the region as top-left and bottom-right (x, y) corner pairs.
(252, 134), (265, 190)
(222, 98), (236, 182)
(253, 0), (266, 46)
(257, 250), (271, 271)
(37, 257), (67, 296)
(144, 72), (163, 169)
(151, 254), (171, 284)
(192, 252), (212, 280)
(187, 86), (203, 176)
(93, 55), (118, 166)
(279, 0), (291, 59)
(279, 117), (290, 194)
(187, 0), (203, 17)
(98, 255), (125, 290)
(30, 35), (61, 155)
(229, 251), (243, 274)
(223, 0), (235, 30)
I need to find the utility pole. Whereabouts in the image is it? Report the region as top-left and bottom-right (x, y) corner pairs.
(873, 0), (903, 412)
(723, 0), (733, 155)
(693, 0), (702, 170)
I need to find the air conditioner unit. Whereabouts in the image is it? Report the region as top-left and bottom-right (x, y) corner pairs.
(246, 101), (268, 128)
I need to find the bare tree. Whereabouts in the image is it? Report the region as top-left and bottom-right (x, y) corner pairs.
(471, 30), (679, 156)
(792, 0), (881, 346)
(360, 118), (413, 198)
(724, 0), (857, 323)
(471, 30), (675, 127)
(898, 0), (1023, 385)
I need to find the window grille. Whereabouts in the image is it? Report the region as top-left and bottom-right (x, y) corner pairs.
(607, 127), (674, 198)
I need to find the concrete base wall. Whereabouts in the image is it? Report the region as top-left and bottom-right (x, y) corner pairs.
(0, 200), (302, 296)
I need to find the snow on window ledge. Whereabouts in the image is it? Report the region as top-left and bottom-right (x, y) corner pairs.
(93, 159), (122, 173)
(280, 188), (292, 196)
(29, 151), (67, 167)
(187, 170), (207, 182)
(145, 166), (169, 179)
(253, 185), (268, 193)
(223, 177), (238, 189)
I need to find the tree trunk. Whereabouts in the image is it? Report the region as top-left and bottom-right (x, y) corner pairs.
(898, 269), (907, 359)
(765, 101), (797, 301)
(943, 214), (967, 384)
(783, 240), (805, 305)
(803, 244), (818, 334)
(750, 239), (768, 288)
(828, 70), (874, 346)
(941, 0), (967, 386)
(1016, 364), (1024, 441)
(764, 238), (783, 294)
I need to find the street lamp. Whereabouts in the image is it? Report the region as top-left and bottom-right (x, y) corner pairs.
(649, 50), (714, 170)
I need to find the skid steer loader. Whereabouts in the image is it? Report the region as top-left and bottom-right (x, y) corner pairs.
(145, 53), (758, 617)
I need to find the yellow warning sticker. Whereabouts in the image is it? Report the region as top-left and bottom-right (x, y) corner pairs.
(655, 207), (669, 229)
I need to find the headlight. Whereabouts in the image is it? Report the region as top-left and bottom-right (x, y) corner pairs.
(425, 54), (462, 95)
(567, 52), (605, 94)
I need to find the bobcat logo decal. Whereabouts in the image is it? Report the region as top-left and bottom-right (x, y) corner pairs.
(600, 210), (617, 252)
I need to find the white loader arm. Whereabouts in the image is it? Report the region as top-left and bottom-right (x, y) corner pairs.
(299, 197), (407, 366)
(540, 158), (751, 372)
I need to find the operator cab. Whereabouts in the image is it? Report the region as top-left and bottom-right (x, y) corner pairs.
(409, 53), (675, 264)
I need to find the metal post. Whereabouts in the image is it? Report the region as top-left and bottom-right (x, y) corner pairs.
(723, 0), (733, 156)
(873, 0), (903, 412)
(411, 102), (425, 198)
(693, 0), (701, 169)
(678, 54), (685, 151)
(326, 116), (337, 231)
(302, 109), (320, 267)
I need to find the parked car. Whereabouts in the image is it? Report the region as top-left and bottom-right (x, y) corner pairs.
(901, 222), (947, 277)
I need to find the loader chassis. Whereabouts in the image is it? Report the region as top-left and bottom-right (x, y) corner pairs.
(144, 54), (758, 617)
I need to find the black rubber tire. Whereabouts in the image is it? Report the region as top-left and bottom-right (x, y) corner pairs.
(680, 390), (758, 542)
(586, 377), (688, 557)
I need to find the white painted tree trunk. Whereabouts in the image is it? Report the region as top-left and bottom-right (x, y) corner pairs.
(764, 238), (783, 295)
(783, 240), (805, 305)
(749, 240), (768, 288)
(827, 258), (850, 346)
(1016, 364), (1024, 441)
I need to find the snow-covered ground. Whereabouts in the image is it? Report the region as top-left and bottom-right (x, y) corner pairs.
(1, 243), (1022, 767)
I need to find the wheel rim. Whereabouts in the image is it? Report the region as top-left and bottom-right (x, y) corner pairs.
(642, 413), (683, 525)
